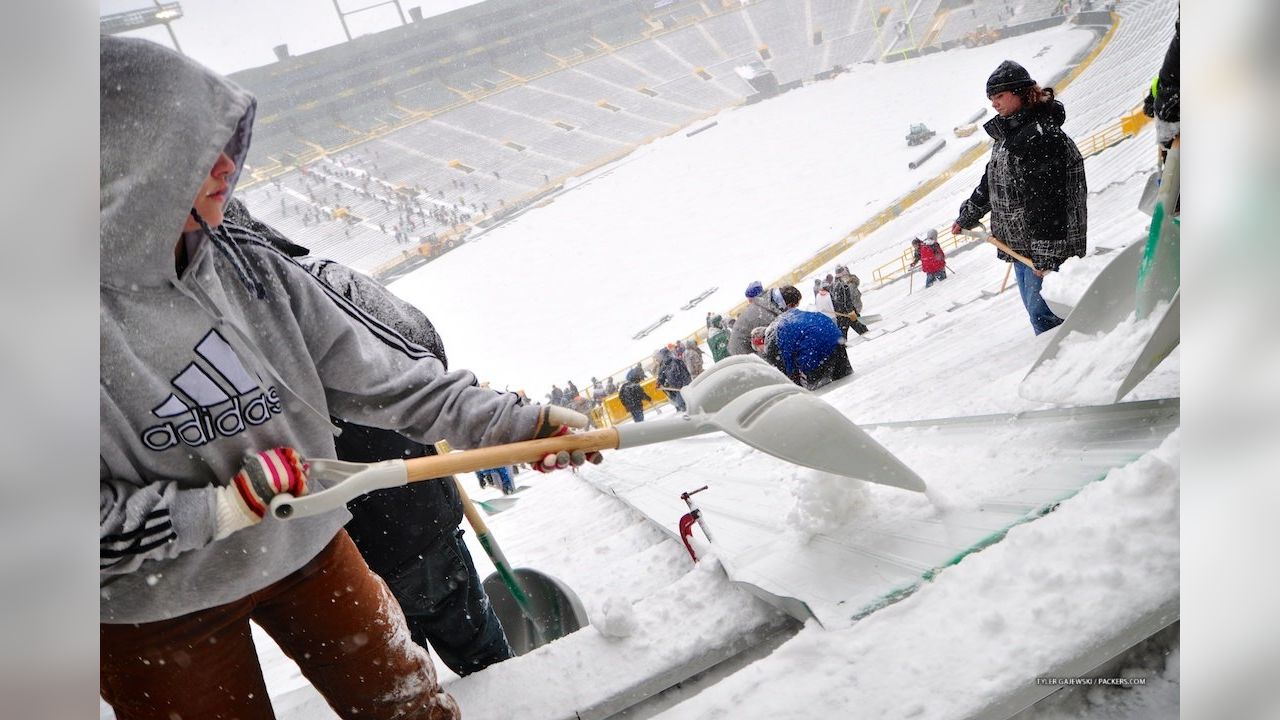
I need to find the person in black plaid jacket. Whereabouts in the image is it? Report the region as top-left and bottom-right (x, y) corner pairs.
(953, 60), (1087, 335)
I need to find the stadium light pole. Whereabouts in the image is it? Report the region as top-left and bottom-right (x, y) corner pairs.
(99, 1), (186, 55)
(331, 0), (408, 42)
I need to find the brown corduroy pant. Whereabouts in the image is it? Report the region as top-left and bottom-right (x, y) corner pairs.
(101, 530), (460, 720)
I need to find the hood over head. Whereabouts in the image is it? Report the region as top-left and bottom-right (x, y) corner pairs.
(100, 36), (256, 292)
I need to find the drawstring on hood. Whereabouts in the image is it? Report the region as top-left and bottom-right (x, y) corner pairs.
(190, 209), (267, 300)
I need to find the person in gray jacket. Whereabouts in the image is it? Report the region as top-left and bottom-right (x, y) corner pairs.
(99, 37), (591, 720)
(727, 280), (783, 355)
(223, 198), (514, 677)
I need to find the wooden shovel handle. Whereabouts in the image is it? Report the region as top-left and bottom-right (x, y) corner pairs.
(985, 235), (1038, 271)
(452, 478), (490, 535)
(404, 428), (621, 482)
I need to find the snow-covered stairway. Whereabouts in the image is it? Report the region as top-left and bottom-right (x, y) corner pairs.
(585, 398), (1178, 628)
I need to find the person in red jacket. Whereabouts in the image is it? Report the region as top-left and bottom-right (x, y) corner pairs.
(911, 230), (948, 287)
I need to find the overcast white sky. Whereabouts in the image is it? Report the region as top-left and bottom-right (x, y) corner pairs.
(99, 0), (486, 75)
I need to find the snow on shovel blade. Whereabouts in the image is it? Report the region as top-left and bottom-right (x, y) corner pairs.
(714, 384), (927, 492)
(1019, 240), (1178, 405)
(1020, 144), (1179, 406)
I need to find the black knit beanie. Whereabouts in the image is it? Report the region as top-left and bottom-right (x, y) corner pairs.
(986, 60), (1036, 97)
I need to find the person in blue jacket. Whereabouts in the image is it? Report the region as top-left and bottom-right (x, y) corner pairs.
(763, 286), (853, 390)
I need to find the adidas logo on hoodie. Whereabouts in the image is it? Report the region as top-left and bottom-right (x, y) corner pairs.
(140, 330), (282, 451)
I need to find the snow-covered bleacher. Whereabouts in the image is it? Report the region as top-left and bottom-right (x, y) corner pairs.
(574, 54), (661, 91)
(700, 12), (758, 59)
(886, 0), (946, 56)
(444, 62), (512, 93)
(1058, 0), (1174, 136)
(613, 40), (697, 84)
(821, 27), (878, 70)
(652, 25), (726, 70)
(532, 69), (664, 123)
(494, 47), (559, 79)
(393, 80), (460, 113)
(543, 31), (606, 62)
(651, 73), (737, 111)
(742, 0), (811, 83)
(593, 15), (650, 47)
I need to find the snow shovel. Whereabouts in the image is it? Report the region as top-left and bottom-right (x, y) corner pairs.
(1018, 142), (1179, 404)
(1137, 142), (1168, 216)
(482, 567), (587, 656)
(453, 477), (587, 654)
(268, 357), (925, 523)
(1137, 169), (1160, 215)
(473, 496), (519, 515)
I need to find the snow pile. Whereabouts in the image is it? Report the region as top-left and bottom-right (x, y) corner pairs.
(596, 595), (639, 639)
(654, 430), (1180, 719)
(1040, 249), (1124, 312)
(784, 468), (871, 541)
(1019, 300), (1172, 405)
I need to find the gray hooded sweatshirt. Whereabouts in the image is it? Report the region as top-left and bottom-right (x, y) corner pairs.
(727, 295), (782, 356)
(99, 37), (540, 623)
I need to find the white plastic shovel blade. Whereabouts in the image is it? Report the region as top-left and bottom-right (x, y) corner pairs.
(681, 353), (795, 415)
(1115, 290), (1179, 401)
(715, 384), (927, 492)
(1020, 239), (1180, 405)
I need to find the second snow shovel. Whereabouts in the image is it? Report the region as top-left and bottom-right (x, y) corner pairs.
(1019, 142), (1180, 404)
(473, 496), (519, 515)
(269, 356), (926, 522)
(452, 477), (587, 654)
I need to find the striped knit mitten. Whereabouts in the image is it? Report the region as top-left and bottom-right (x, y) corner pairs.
(214, 447), (309, 539)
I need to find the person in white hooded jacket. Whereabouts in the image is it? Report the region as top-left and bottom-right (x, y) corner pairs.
(99, 37), (593, 720)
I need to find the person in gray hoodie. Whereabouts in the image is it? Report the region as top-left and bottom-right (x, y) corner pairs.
(727, 280), (783, 355)
(99, 37), (591, 720)
(222, 197), (515, 677)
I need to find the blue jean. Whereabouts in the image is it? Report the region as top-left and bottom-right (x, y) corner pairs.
(925, 270), (947, 287)
(1014, 263), (1064, 335)
(494, 466), (514, 494)
(383, 527), (514, 676)
(666, 389), (686, 412)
